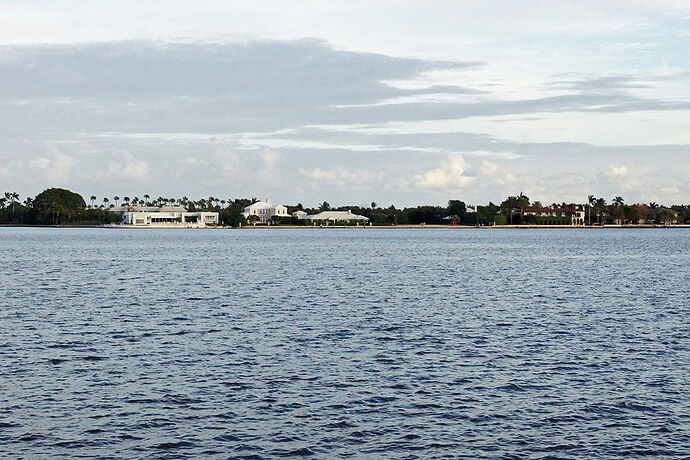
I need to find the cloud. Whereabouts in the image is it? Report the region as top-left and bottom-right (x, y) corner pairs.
(26, 144), (75, 183)
(414, 155), (474, 190)
(260, 149), (281, 169)
(258, 149), (281, 183)
(301, 168), (338, 182)
(216, 150), (240, 177)
(106, 151), (149, 182)
(29, 157), (51, 169)
(599, 163), (640, 191)
(479, 160), (498, 175)
(0, 40), (474, 135)
(182, 156), (207, 165)
(605, 164), (629, 178)
(0, 36), (688, 207)
(300, 166), (382, 188)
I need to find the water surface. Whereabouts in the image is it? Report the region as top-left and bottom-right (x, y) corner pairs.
(1, 228), (689, 458)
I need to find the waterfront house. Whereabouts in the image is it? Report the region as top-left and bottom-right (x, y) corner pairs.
(292, 210), (308, 220)
(306, 210), (370, 225)
(522, 205), (586, 225)
(242, 198), (289, 224)
(116, 206), (219, 227)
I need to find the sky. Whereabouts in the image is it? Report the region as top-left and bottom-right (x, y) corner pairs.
(1, 1), (689, 207)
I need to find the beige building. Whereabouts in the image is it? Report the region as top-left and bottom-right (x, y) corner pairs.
(522, 205), (586, 225)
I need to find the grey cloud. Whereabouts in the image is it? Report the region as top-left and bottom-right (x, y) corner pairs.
(0, 39), (477, 134)
(548, 72), (690, 94)
(2, 39), (684, 139)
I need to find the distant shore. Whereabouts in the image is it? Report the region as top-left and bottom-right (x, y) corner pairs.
(3, 224), (689, 229)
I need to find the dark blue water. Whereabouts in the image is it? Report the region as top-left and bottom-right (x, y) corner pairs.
(1, 228), (689, 458)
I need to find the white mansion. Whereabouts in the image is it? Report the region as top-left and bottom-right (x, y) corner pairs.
(114, 206), (219, 228)
(243, 198), (289, 224)
(293, 209), (370, 225)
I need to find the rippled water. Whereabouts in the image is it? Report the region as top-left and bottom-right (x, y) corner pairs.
(1, 227), (689, 458)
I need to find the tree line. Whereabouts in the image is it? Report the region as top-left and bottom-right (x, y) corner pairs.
(1, 188), (688, 226)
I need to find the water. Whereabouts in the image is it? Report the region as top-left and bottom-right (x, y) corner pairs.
(1, 227), (689, 458)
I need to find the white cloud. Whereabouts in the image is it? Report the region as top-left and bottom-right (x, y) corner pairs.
(606, 164), (629, 177)
(414, 155), (474, 190)
(29, 157), (51, 169)
(301, 168), (338, 182)
(259, 149), (281, 183)
(300, 166), (382, 188)
(479, 160), (499, 175)
(26, 145), (75, 183)
(182, 156), (207, 165)
(600, 163), (640, 191)
(107, 151), (149, 183)
(259, 149), (281, 168)
(213, 148), (241, 177)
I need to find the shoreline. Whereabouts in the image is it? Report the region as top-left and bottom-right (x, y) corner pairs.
(2, 224), (689, 229)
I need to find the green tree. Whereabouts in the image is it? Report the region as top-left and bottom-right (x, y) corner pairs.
(447, 200), (467, 222)
(319, 201), (331, 211)
(33, 188), (86, 224)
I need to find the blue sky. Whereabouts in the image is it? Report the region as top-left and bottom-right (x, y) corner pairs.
(1, 1), (689, 206)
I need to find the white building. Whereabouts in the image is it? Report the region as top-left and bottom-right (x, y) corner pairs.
(306, 210), (370, 225)
(292, 210), (308, 220)
(243, 198), (289, 224)
(117, 206), (219, 227)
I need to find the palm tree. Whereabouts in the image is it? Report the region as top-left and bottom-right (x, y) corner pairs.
(649, 202), (658, 209)
(588, 195), (596, 225)
(103, 197), (109, 208)
(10, 192), (19, 214)
(613, 196), (624, 207)
(595, 198), (606, 224)
(90, 195), (96, 208)
(143, 194), (150, 205)
(0, 197), (6, 209)
(113, 196), (120, 207)
(23, 197), (33, 208)
(123, 196), (130, 206)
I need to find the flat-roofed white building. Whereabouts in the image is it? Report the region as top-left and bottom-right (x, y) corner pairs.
(292, 210), (308, 219)
(307, 210), (369, 225)
(117, 206), (219, 227)
(243, 198), (289, 224)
